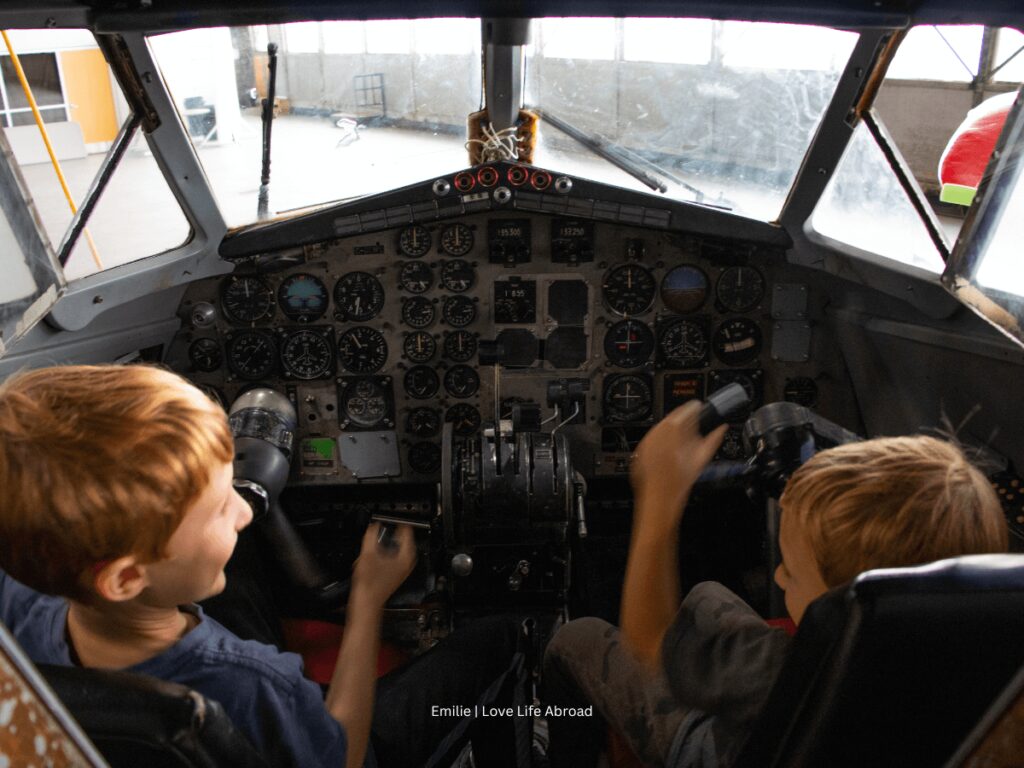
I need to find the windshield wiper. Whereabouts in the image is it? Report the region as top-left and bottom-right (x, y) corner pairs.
(257, 42), (279, 220)
(531, 107), (725, 207)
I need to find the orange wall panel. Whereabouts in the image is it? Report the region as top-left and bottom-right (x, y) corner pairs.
(59, 48), (117, 144)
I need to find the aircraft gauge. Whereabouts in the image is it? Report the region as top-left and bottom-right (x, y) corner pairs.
(603, 374), (653, 422)
(442, 296), (477, 327)
(402, 296), (436, 328)
(398, 225), (431, 257)
(226, 330), (277, 380)
(339, 378), (390, 429)
(443, 330), (477, 362)
(221, 276), (275, 324)
(403, 365), (440, 399)
(337, 327), (388, 373)
(658, 318), (709, 369)
(441, 259), (475, 292)
(445, 403), (481, 436)
(333, 272), (385, 321)
(407, 442), (442, 474)
(188, 338), (222, 372)
(403, 331), (436, 363)
(604, 320), (654, 368)
(603, 264), (656, 316)
(716, 266), (764, 312)
(277, 274), (328, 322)
(784, 376), (819, 407)
(406, 407), (442, 438)
(398, 261), (433, 294)
(712, 318), (762, 365)
(661, 265), (709, 314)
(280, 329), (334, 379)
(443, 365), (480, 398)
(440, 223), (474, 256)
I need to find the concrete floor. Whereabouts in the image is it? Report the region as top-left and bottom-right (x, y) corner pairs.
(14, 113), (964, 282)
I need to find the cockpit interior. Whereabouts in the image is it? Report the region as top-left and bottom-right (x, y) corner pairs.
(1, 1), (1023, 765)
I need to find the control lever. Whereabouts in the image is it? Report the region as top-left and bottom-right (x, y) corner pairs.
(572, 470), (588, 539)
(370, 514), (431, 550)
(697, 383), (751, 436)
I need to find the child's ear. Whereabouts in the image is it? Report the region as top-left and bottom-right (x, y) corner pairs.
(93, 556), (149, 602)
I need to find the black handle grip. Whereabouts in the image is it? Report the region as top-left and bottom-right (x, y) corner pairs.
(698, 383), (751, 435)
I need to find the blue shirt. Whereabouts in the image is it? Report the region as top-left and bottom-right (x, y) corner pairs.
(0, 570), (349, 768)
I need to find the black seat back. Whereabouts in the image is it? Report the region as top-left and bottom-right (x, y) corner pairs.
(39, 664), (271, 768)
(733, 554), (1024, 768)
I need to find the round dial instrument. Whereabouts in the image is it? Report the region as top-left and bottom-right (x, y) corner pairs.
(277, 273), (328, 322)
(406, 407), (442, 438)
(403, 365), (440, 399)
(440, 259), (475, 292)
(716, 266), (764, 312)
(443, 330), (477, 362)
(604, 320), (654, 368)
(603, 374), (653, 422)
(281, 329), (334, 379)
(658, 319), (709, 368)
(188, 338), (222, 372)
(603, 264), (656, 316)
(784, 376), (819, 407)
(440, 223), (474, 257)
(403, 331), (436, 363)
(443, 365), (480, 398)
(401, 296), (436, 329)
(712, 318), (762, 365)
(398, 261), (433, 294)
(661, 265), (709, 314)
(226, 330), (277, 380)
(333, 272), (385, 321)
(221, 276), (275, 324)
(341, 378), (389, 428)
(398, 225), (431, 257)
(442, 296), (476, 327)
(407, 442), (442, 474)
(337, 326), (388, 373)
(445, 403), (481, 436)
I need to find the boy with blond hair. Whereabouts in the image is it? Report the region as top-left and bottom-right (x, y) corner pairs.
(544, 400), (1008, 768)
(0, 364), (517, 768)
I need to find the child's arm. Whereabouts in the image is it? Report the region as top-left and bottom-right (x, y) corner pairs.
(620, 401), (726, 668)
(325, 523), (416, 768)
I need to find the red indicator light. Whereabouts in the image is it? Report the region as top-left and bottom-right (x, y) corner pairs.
(454, 172), (476, 192)
(531, 170), (552, 191)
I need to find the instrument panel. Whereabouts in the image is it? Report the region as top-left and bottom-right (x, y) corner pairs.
(170, 206), (833, 484)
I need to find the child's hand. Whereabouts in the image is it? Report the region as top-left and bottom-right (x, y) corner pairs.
(351, 523), (417, 610)
(630, 401), (727, 527)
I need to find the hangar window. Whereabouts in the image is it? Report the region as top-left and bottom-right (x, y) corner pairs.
(0, 28), (190, 282)
(993, 28), (1024, 83)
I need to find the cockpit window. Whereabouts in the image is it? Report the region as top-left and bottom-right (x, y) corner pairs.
(811, 25), (1022, 275)
(150, 18), (858, 227)
(0, 29), (191, 282)
(148, 20), (483, 227)
(525, 19), (858, 221)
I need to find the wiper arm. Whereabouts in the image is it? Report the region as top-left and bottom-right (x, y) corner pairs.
(257, 42), (279, 220)
(531, 107), (718, 206)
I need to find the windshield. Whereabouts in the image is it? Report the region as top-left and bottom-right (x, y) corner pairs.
(149, 18), (858, 227)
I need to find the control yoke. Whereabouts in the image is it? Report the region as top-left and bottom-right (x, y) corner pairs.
(229, 389), (347, 603)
